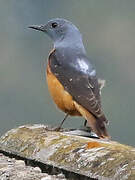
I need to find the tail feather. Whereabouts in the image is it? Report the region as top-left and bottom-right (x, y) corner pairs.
(94, 118), (110, 139)
(74, 101), (110, 139)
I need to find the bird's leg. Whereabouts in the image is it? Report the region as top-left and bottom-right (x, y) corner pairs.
(82, 119), (91, 132)
(55, 113), (69, 131)
(84, 119), (87, 127)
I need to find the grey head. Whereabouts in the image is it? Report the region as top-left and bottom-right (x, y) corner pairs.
(29, 18), (86, 53)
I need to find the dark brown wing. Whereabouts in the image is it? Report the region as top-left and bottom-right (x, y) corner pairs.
(48, 48), (108, 123)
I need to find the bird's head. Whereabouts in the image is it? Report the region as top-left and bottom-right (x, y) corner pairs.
(29, 18), (85, 51)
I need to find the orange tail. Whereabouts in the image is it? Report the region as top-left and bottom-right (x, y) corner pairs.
(74, 101), (110, 139)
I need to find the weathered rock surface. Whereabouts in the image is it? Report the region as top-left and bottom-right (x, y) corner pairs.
(0, 152), (66, 180)
(0, 124), (135, 180)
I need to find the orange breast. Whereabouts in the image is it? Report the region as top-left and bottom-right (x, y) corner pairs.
(46, 64), (81, 116)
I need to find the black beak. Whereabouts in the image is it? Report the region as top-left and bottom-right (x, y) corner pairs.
(28, 25), (46, 32)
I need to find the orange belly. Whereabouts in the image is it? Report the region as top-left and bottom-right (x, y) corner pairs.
(46, 64), (81, 116)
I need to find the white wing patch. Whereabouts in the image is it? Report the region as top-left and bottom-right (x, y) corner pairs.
(77, 58), (96, 76)
(77, 58), (89, 73)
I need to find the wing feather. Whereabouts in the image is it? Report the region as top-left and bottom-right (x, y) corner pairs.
(48, 49), (107, 123)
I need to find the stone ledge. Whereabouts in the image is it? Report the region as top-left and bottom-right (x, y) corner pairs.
(0, 124), (135, 180)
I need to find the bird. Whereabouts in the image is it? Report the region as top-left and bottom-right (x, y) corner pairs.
(29, 18), (110, 139)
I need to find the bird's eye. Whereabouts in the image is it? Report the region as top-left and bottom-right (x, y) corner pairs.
(51, 22), (58, 28)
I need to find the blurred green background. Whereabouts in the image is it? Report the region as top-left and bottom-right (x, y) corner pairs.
(0, 0), (135, 145)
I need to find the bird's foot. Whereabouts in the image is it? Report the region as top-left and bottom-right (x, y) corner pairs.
(53, 126), (63, 132)
(79, 126), (91, 134)
(49, 125), (65, 132)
